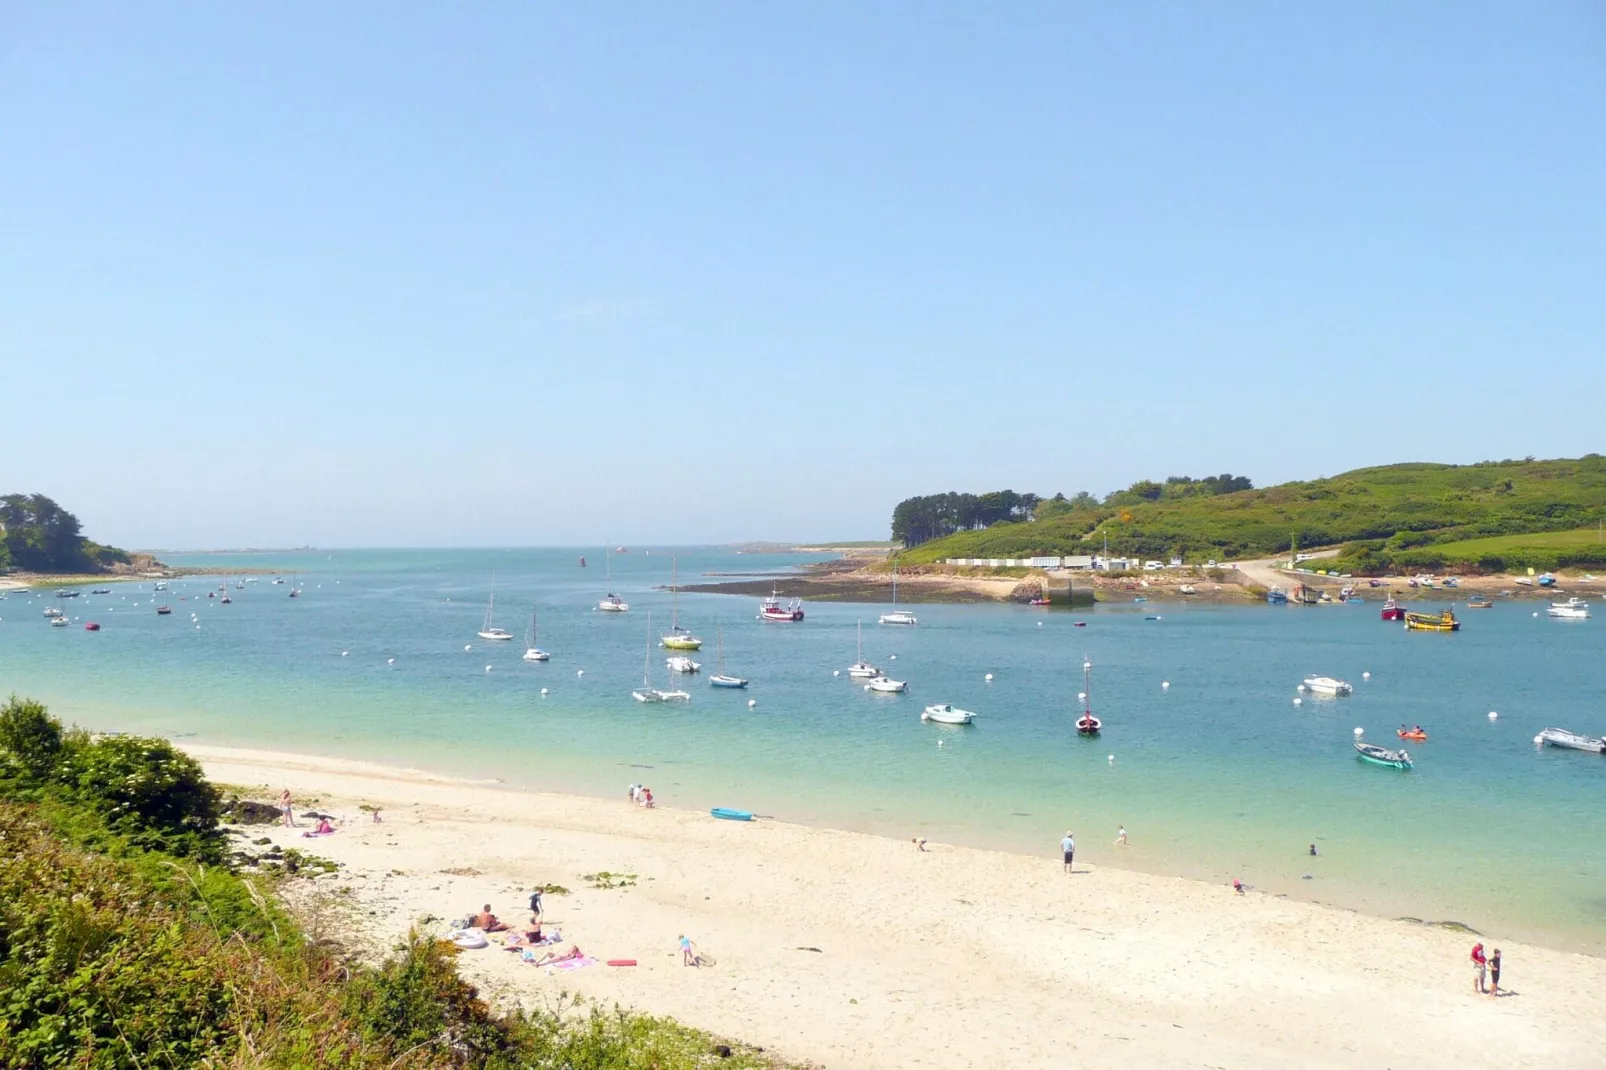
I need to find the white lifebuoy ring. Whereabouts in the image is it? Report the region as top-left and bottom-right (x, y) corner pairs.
(450, 929), (489, 950)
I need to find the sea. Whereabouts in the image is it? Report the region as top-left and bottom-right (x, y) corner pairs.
(3, 548), (1603, 954)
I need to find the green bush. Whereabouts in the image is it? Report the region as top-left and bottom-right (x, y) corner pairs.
(0, 695), (62, 783)
(63, 735), (223, 861)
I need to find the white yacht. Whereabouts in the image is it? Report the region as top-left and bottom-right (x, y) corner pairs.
(633, 612), (667, 702)
(878, 569), (918, 626)
(521, 607), (550, 661)
(1302, 676), (1354, 696)
(476, 578), (514, 641)
(598, 548), (629, 612)
(666, 654), (701, 674)
(846, 620), (880, 677)
(921, 703), (974, 724)
(1548, 598), (1590, 619)
(866, 675), (908, 693)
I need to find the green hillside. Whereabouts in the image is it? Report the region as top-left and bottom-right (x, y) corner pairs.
(896, 456), (1606, 571)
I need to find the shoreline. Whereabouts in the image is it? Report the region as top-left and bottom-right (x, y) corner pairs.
(192, 743), (1606, 1069)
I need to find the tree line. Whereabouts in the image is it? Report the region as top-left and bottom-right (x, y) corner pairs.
(890, 474), (1254, 547)
(0, 493), (129, 572)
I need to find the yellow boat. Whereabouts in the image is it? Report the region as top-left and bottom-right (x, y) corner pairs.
(1404, 609), (1460, 632)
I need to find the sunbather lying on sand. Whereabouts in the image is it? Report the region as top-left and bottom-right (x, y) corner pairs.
(531, 945), (583, 967)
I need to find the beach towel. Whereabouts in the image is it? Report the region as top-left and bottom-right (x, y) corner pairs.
(551, 956), (598, 971)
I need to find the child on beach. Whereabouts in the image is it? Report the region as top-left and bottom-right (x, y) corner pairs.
(1232, 878), (1245, 895)
(680, 934), (700, 966)
(1115, 825), (1128, 847)
(1488, 949), (1502, 997)
(279, 789), (295, 828)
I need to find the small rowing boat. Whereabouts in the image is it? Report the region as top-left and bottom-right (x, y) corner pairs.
(1354, 741), (1413, 770)
(710, 807), (753, 821)
(1396, 728), (1427, 741)
(922, 703), (975, 725)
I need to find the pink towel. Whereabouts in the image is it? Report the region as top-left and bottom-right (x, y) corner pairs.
(551, 956), (598, 971)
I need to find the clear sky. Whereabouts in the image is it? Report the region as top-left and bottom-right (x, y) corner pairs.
(3, 3), (1603, 548)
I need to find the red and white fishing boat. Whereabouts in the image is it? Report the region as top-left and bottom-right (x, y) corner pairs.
(1380, 597), (1405, 621)
(758, 589), (804, 622)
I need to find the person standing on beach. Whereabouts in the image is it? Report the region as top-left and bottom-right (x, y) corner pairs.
(1488, 949), (1502, 997)
(279, 788), (295, 828)
(680, 934), (699, 966)
(1115, 825), (1128, 847)
(1470, 943), (1487, 994)
(1061, 831), (1075, 873)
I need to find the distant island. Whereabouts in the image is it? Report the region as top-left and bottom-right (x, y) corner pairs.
(0, 493), (158, 578)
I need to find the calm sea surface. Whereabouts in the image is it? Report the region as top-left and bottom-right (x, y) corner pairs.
(4, 548), (1603, 953)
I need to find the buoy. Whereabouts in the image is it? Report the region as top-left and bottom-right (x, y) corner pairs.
(985, 673), (994, 682)
(863, 684), (871, 692)
(889, 654), (897, 660)
(464, 644), (472, 651)
(1533, 734), (1543, 744)
(747, 699), (757, 708)
(1353, 727), (1364, 736)
(1297, 683), (1306, 692)
(1083, 661), (1092, 671)
(1161, 681), (1170, 690)
(341, 651), (348, 657)
(485, 665), (492, 673)
(937, 739), (944, 747)
(833, 670), (840, 677)
(540, 688), (548, 695)
(577, 669), (585, 676)
(1037, 621), (1043, 627)
(1293, 697), (1302, 706)
(1488, 711), (1498, 720)
(1362, 671), (1370, 680)
(1532, 611), (1538, 618)
(1107, 754), (1114, 763)
(387, 657), (395, 665)
(1078, 691), (1087, 702)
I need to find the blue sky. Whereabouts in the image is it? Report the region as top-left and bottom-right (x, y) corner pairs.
(3, 3), (1603, 548)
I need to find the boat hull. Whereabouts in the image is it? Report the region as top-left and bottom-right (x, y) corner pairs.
(711, 807), (753, 821)
(661, 637), (703, 650)
(1539, 728), (1606, 753)
(709, 675), (748, 688)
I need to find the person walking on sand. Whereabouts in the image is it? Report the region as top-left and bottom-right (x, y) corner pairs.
(680, 934), (700, 966)
(1061, 831), (1075, 873)
(1488, 948), (1502, 997)
(279, 788), (295, 828)
(1115, 825), (1128, 847)
(1470, 942), (1487, 994)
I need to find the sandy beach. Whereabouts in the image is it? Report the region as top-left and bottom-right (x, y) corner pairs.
(195, 745), (1606, 1069)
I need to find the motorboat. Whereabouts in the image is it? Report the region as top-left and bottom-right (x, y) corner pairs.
(866, 675), (907, 693)
(758, 589), (805, 622)
(660, 557), (703, 649)
(1537, 573), (1557, 587)
(847, 620), (879, 677)
(1404, 609), (1459, 631)
(1466, 596), (1493, 609)
(50, 614), (70, 627)
(1266, 587), (1288, 605)
(84, 622), (101, 631)
(43, 607), (63, 617)
(1302, 676), (1354, 697)
(666, 655), (701, 674)
(1380, 597), (1405, 621)
(1548, 598), (1590, 620)
(153, 581), (168, 591)
(1537, 727), (1606, 754)
(476, 578), (514, 641)
(709, 629), (748, 688)
(1076, 658), (1100, 734)
(90, 588), (111, 595)
(1178, 584), (1196, 595)
(879, 569), (918, 626)
(522, 607), (550, 661)
(922, 704), (975, 725)
(1355, 741), (1413, 769)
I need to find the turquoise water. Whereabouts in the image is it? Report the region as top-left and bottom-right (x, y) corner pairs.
(4, 548), (1604, 953)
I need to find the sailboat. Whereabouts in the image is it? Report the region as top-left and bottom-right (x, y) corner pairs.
(660, 556), (703, 650)
(879, 568), (918, 626)
(599, 547), (629, 612)
(710, 629), (749, 688)
(1076, 656), (1101, 734)
(477, 577), (514, 641)
(288, 574), (301, 598)
(522, 607), (550, 661)
(633, 613), (666, 702)
(846, 620), (880, 677)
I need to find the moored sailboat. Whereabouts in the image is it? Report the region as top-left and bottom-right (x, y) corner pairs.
(522, 607), (550, 661)
(660, 556), (703, 650)
(476, 577), (514, 641)
(879, 569), (918, 626)
(1076, 656), (1101, 734)
(598, 547), (629, 612)
(709, 629), (748, 688)
(846, 620), (879, 678)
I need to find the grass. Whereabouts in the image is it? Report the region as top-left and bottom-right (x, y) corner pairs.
(1354, 525), (1606, 573)
(896, 456), (1606, 571)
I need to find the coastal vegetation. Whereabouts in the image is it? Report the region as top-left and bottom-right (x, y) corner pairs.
(892, 457), (1606, 572)
(0, 493), (130, 574)
(0, 696), (787, 1069)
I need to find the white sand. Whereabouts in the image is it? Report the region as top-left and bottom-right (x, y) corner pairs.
(195, 745), (1606, 1069)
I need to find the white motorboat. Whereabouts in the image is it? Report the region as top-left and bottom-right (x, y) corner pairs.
(879, 569), (918, 626)
(598, 548), (630, 611)
(1548, 598), (1590, 619)
(666, 655), (701, 674)
(476, 577), (514, 641)
(50, 614), (70, 627)
(758, 588), (805, 622)
(522, 607), (550, 661)
(922, 703), (974, 724)
(43, 607), (63, 618)
(1302, 675), (1354, 696)
(1538, 727), (1606, 753)
(847, 620), (880, 677)
(866, 675), (907, 693)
